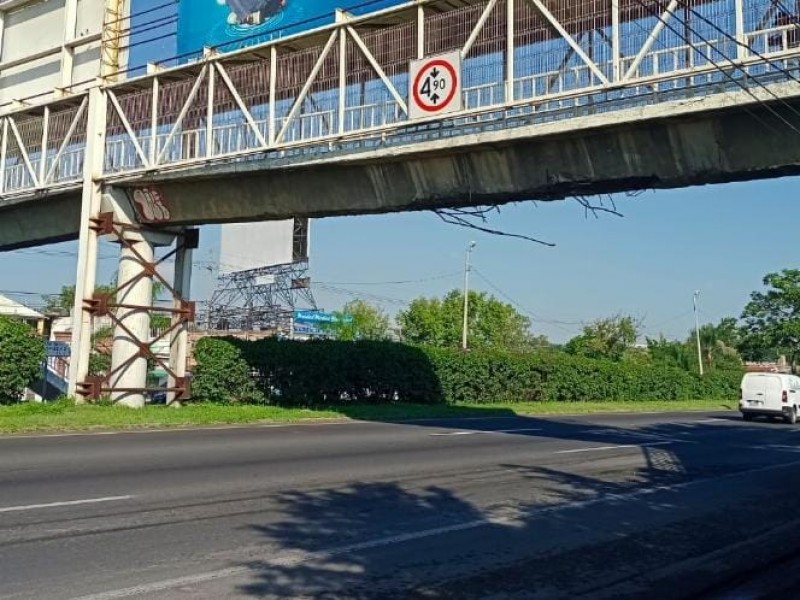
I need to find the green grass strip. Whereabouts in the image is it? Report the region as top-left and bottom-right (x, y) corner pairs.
(0, 399), (735, 435)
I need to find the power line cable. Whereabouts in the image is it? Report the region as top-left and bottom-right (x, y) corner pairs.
(640, 309), (694, 333)
(119, 31), (177, 53)
(316, 271), (462, 286)
(120, 17), (178, 42)
(471, 267), (584, 332)
(106, 0), (180, 28)
(0, 289), (60, 298)
(119, 13), (178, 36)
(2, 248), (180, 262)
(316, 284), (408, 306)
(3, 249), (117, 260)
(676, 0), (800, 96)
(630, 0), (800, 136)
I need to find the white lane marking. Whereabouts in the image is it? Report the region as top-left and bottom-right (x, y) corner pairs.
(406, 416), (522, 422)
(495, 428), (543, 433)
(586, 428), (674, 441)
(587, 426), (703, 440)
(693, 418), (727, 423)
(748, 444), (800, 451)
(72, 457), (800, 600)
(430, 428), (542, 437)
(554, 441), (675, 454)
(0, 495), (133, 514)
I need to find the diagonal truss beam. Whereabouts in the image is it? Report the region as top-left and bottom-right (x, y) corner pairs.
(347, 26), (409, 115)
(623, 0), (679, 81)
(462, 0), (499, 58)
(44, 97), (88, 184)
(213, 63), (269, 148)
(7, 117), (39, 188)
(38, 108), (49, 185)
(156, 65), (209, 165)
(546, 39), (580, 94)
(528, 0), (610, 85)
(108, 90), (151, 169)
(276, 31), (339, 144)
(0, 120), (8, 194)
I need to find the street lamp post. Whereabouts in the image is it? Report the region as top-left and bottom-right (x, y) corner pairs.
(462, 241), (476, 351)
(693, 290), (704, 376)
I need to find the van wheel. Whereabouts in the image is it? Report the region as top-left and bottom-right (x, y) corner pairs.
(784, 407), (797, 425)
(743, 413), (755, 422)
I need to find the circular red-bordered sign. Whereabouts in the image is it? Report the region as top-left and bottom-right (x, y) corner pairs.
(412, 59), (458, 113)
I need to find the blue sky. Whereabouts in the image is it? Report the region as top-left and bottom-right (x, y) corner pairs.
(2, 0), (795, 343)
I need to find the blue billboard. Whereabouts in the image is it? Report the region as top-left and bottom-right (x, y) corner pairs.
(177, 0), (404, 57)
(293, 310), (353, 324)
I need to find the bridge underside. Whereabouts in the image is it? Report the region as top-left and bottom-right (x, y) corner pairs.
(3, 88), (800, 250)
(0, 191), (81, 250)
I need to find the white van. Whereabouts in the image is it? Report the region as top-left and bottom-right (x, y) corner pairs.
(740, 372), (800, 424)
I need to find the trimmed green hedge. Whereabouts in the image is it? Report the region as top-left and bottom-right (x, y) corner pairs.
(192, 337), (742, 405)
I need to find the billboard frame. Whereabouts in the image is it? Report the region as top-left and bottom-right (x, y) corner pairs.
(0, 0), (128, 112)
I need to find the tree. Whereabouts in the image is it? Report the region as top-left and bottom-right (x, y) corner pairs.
(737, 329), (779, 362)
(647, 335), (692, 370)
(566, 314), (640, 361)
(707, 317), (740, 348)
(646, 319), (743, 373)
(41, 279), (166, 317)
(41, 285), (76, 316)
(690, 319), (743, 371)
(0, 316), (46, 404)
(42, 282), (122, 316)
(397, 289), (532, 350)
(325, 300), (391, 341)
(741, 269), (800, 370)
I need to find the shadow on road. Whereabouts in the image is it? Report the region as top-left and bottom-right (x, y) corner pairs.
(239, 483), (485, 598)
(234, 413), (800, 599)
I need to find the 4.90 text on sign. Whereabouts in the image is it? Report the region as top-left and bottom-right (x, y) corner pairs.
(409, 52), (462, 120)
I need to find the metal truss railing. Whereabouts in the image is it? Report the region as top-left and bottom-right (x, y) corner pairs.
(2, 0), (800, 199)
(0, 98), (88, 195)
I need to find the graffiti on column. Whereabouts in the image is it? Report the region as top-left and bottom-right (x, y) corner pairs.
(129, 187), (172, 223)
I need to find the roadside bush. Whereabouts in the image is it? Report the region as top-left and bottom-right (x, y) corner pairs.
(0, 316), (45, 404)
(192, 337), (742, 406)
(192, 337), (264, 404)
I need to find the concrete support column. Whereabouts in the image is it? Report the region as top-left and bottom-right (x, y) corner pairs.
(101, 187), (176, 408)
(68, 87), (106, 399)
(167, 234), (193, 406)
(110, 231), (154, 408)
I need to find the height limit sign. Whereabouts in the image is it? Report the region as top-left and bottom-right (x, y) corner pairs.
(409, 52), (462, 120)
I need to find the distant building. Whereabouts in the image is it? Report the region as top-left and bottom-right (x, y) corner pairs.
(0, 294), (45, 334)
(745, 356), (791, 373)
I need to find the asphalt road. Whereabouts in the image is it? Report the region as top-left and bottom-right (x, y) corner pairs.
(2, 409), (800, 599)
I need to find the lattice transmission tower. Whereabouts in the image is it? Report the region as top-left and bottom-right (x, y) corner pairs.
(203, 218), (317, 334)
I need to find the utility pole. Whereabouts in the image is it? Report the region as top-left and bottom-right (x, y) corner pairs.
(693, 290), (703, 376)
(462, 241), (476, 351)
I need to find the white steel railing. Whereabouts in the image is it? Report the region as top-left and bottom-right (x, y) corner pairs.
(2, 0), (800, 197)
